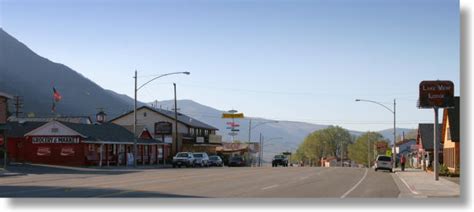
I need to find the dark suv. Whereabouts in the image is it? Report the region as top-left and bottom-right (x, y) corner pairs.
(228, 155), (245, 167)
(272, 155), (288, 167)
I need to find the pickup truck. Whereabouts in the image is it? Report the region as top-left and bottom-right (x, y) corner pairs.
(272, 155), (288, 167)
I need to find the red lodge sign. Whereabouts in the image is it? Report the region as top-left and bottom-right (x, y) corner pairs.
(419, 81), (454, 108)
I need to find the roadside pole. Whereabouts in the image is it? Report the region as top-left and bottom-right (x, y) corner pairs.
(133, 70), (137, 167)
(259, 133), (262, 167)
(418, 80), (454, 181)
(367, 134), (370, 168)
(174, 83), (179, 155)
(434, 107), (439, 181)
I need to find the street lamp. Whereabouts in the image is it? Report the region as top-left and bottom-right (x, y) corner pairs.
(247, 120), (278, 167)
(355, 98), (396, 170)
(259, 135), (283, 167)
(248, 120), (279, 143)
(133, 70), (190, 167)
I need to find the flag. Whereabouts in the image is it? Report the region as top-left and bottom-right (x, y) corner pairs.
(53, 87), (62, 102)
(52, 87), (62, 112)
(51, 100), (56, 112)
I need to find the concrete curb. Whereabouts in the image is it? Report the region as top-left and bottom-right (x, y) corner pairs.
(393, 169), (460, 198)
(9, 162), (173, 172)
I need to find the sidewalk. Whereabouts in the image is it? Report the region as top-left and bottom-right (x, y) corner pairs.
(0, 168), (25, 177)
(393, 168), (460, 198)
(24, 163), (174, 172)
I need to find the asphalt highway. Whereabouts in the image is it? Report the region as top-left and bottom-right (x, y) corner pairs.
(0, 165), (401, 198)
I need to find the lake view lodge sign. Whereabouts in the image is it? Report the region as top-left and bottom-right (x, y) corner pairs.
(419, 80), (454, 108)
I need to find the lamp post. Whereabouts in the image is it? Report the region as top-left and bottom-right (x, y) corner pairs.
(133, 70), (190, 167)
(259, 135), (283, 167)
(248, 120), (278, 167)
(355, 99), (396, 170)
(248, 120), (278, 142)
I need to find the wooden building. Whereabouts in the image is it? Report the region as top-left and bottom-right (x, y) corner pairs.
(416, 123), (443, 171)
(6, 120), (167, 166)
(1, 92), (13, 167)
(441, 96), (460, 174)
(110, 106), (220, 156)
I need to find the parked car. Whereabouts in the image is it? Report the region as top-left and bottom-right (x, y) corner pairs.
(272, 155), (288, 167)
(228, 155), (245, 167)
(172, 152), (195, 168)
(374, 155), (393, 172)
(192, 152), (210, 167)
(208, 155), (224, 167)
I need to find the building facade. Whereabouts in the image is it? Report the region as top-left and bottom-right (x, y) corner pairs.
(0, 92), (13, 167)
(441, 97), (460, 174)
(6, 120), (166, 166)
(110, 106), (220, 156)
(416, 123), (443, 171)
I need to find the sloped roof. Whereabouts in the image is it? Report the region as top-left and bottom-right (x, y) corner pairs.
(418, 123), (442, 151)
(443, 96), (460, 142)
(6, 121), (47, 137)
(9, 116), (92, 124)
(109, 106), (218, 130)
(396, 139), (416, 146)
(0, 91), (13, 99)
(60, 121), (156, 144)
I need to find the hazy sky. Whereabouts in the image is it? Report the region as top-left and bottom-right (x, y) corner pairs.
(0, 0), (459, 131)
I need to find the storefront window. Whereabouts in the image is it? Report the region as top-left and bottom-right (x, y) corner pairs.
(88, 144), (96, 152)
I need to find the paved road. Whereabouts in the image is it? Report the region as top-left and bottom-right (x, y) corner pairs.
(0, 164), (400, 198)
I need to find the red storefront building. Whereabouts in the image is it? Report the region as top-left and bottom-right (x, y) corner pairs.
(7, 120), (170, 167)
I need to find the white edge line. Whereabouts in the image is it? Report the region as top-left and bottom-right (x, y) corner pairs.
(396, 172), (419, 195)
(261, 184), (279, 190)
(340, 168), (368, 199)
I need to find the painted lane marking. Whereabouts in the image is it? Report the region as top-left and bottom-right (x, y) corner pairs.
(340, 168), (368, 199)
(261, 184), (279, 190)
(396, 172), (419, 195)
(299, 176), (309, 180)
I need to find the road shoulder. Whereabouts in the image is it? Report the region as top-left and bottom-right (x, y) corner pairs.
(392, 168), (460, 198)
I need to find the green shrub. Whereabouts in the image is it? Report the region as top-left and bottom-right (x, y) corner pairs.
(440, 163), (450, 176)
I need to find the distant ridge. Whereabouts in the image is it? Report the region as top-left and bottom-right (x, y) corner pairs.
(0, 28), (139, 117)
(0, 28), (414, 161)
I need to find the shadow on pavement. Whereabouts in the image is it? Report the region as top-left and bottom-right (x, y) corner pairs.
(0, 185), (202, 198)
(3, 164), (138, 175)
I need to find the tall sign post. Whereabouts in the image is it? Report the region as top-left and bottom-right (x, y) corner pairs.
(418, 80), (454, 181)
(222, 110), (244, 142)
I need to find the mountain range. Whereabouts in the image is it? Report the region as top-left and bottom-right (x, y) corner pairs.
(0, 28), (414, 160)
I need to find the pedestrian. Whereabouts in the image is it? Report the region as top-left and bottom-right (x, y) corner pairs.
(400, 154), (406, 171)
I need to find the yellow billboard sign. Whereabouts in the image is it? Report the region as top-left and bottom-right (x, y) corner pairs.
(222, 113), (244, 118)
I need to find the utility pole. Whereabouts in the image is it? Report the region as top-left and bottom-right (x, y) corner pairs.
(341, 142), (344, 167)
(393, 98), (397, 169)
(173, 83), (179, 156)
(259, 133), (262, 167)
(368, 133), (371, 168)
(434, 107), (440, 180)
(133, 70), (138, 167)
(248, 119), (252, 142)
(13, 96), (23, 118)
(132, 71), (190, 166)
